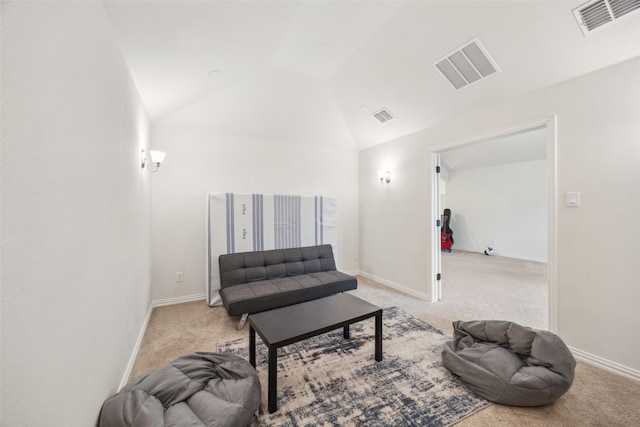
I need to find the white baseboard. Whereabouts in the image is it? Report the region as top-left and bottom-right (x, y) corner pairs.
(118, 303), (153, 391)
(152, 293), (207, 308)
(357, 271), (430, 301)
(118, 292), (208, 390)
(570, 346), (640, 383)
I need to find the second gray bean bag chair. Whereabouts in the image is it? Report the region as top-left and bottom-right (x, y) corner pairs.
(98, 352), (261, 427)
(442, 320), (575, 406)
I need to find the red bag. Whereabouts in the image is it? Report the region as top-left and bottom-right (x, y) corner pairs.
(441, 209), (454, 252)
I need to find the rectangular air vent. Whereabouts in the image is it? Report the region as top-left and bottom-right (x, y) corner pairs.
(372, 108), (395, 124)
(433, 38), (500, 90)
(573, 0), (640, 35)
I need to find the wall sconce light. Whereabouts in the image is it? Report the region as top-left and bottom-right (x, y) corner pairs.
(378, 170), (391, 185)
(141, 149), (166, 172)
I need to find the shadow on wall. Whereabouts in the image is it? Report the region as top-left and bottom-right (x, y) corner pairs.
(449, 213), (478, 253)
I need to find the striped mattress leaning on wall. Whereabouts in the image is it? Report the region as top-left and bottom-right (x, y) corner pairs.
(206, 192), (338, 306)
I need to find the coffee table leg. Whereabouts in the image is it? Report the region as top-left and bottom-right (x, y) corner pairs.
(268, 345), (278, 413)
(249, 325), (256, 367)
(343, 324), (350, 339)
(375, 311), (383, 361)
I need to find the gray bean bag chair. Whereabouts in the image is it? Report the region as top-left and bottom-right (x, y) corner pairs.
(99, 352), (261, 427)
(442, 320), (575, 406)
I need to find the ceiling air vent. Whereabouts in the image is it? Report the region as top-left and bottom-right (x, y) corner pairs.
(573, 0), (640, 35)
(372, 108), (395, 124)
(433, 38), (500, 90)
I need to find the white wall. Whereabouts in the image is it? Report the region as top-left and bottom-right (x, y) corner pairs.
(359, 133), (431, 298)
(445, 159), (547, 262)
(150, 123), (359, 302)
(1, 2), (151, 426)
(359, 57), (640, 373)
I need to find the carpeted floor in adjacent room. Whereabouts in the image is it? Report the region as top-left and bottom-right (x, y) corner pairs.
(130, 252), (640, 426)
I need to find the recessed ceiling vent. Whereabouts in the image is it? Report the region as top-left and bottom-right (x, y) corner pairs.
(434, 38), (500, 90)
(573, 0), (640, 35)
(372, 108), (395, 124)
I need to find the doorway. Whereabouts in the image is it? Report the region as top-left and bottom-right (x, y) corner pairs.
(429, 118), (557, 332)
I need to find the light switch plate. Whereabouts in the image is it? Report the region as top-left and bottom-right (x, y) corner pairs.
(566, 192), (580, 207)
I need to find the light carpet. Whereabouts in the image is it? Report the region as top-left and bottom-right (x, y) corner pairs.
(217, 306), (489, 426)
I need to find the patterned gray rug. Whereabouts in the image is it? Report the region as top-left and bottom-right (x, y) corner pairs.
(218, 306), (489, 426)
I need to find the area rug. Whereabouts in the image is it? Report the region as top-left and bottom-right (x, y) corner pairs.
(217, 306), (490, 426)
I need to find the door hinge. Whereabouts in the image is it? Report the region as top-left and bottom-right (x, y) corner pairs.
(436, 166), (441, 173)
(436, 273), (441, 281)
(436, 219), (441, 227)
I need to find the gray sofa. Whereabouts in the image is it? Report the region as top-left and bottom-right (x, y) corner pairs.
(218, 244), (357, 316)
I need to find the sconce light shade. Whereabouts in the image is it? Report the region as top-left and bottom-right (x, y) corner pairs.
(378, 170), (391, 185)
(141, 149), (166, 172)
(149, 150), (166, 165)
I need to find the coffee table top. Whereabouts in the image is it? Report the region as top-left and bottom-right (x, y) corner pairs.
(248, 293), (382, 348)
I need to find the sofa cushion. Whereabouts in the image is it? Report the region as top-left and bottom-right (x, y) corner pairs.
(219, 245), (338, 288)
(220, 271), (357, 316)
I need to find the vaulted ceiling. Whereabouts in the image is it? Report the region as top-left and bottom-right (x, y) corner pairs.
(103, 1), (640, 150)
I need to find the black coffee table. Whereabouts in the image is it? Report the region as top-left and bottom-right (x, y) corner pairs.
(248, 293), (383, 413)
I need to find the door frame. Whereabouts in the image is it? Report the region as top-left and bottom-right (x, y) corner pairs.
(428, 116), (558, 333)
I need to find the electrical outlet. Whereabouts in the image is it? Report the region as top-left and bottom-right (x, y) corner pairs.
(176, 272), (184, 283)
